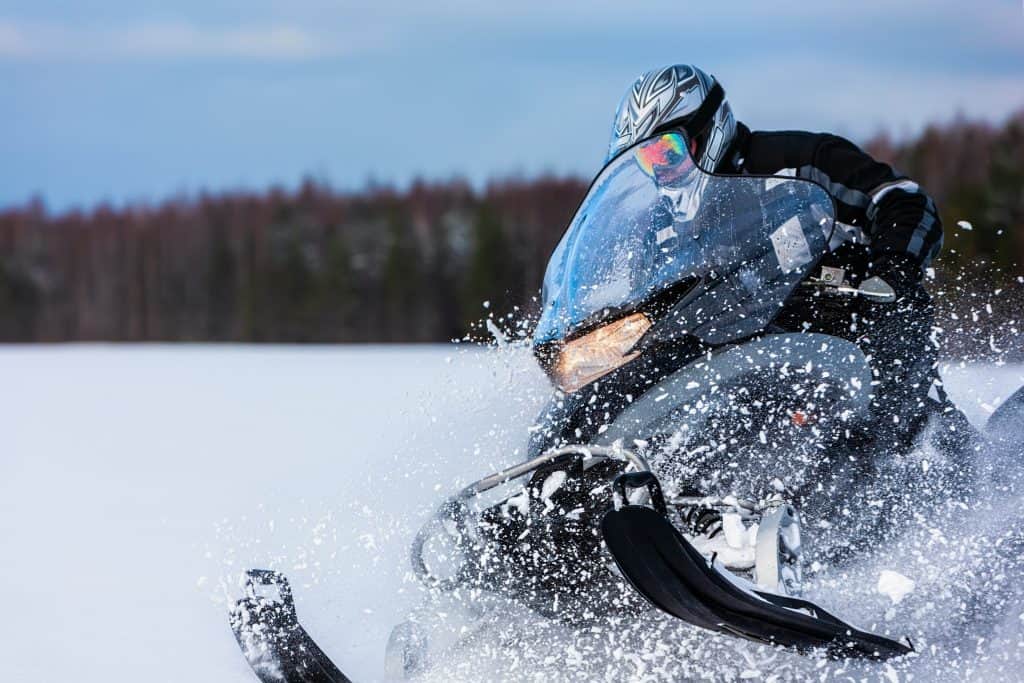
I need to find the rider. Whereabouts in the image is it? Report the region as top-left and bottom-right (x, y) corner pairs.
(608, 64), (946, 449)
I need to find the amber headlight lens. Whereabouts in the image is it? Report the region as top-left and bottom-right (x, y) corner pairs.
(547, 312), (652, 393)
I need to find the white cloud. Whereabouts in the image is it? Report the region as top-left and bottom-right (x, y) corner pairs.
(340, 0), (1024, 44)
(0, 19), (383, 61)
(0, 20), (35, 58)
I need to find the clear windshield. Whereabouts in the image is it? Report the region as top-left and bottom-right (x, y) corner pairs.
(533, 132), (835, 346)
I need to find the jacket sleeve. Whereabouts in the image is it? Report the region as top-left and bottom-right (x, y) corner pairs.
(811, 134), (943, 270)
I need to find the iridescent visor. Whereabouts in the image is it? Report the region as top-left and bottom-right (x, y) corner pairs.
(634, 133), (695, 182)
(533, 131), (834, 355)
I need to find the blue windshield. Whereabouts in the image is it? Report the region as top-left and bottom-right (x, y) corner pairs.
(534, 133), (835, 346)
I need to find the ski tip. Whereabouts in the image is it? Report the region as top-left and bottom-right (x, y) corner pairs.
(603, 504), (915, 662)
(229, 568), (354, 683)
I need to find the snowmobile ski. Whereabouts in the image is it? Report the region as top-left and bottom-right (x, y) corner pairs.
(230, 569), (353, 683)
(602, 472), (913, 660)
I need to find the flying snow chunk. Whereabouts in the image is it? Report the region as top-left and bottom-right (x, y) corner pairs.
(957, 220), (973, 231)
(540, 470), (567, 501)
(877, 570), (916, 604)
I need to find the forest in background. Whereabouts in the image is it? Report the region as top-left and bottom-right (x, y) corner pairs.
(0, 111), (1022, 347)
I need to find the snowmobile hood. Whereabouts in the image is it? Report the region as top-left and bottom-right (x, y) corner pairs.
(533, 132), (835, 350)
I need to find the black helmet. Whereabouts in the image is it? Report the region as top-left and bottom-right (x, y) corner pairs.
(607, 64), (737, 172)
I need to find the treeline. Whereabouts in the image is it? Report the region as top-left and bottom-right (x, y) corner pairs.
(0, 110), (1021, 343)
(0, 179), (584, 342)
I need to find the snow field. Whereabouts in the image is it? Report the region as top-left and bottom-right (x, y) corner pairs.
(2, 345), (1023, 681)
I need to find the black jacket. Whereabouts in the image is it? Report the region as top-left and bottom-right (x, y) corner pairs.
(722, 122), (943, 281)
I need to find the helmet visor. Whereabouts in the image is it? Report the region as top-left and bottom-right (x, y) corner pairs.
(634, 133), (694, 182)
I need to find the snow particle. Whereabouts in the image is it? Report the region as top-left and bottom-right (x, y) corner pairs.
(877, 570), (916, 604)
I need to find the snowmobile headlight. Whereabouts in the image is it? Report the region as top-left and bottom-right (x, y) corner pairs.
(547, 312), (652, 393)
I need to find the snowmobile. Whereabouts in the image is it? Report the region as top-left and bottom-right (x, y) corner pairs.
(229, 131), (1023, 681)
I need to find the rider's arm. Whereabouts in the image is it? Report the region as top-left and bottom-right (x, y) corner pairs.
(810, 134), (943, 273)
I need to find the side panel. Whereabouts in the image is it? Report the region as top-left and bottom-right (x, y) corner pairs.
(594, 333), (871, 447)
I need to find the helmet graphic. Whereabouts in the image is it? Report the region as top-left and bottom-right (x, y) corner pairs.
(607, 65), (737, 172)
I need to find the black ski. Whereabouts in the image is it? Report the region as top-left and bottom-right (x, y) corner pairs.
(602, 472), (913, 660)
(230, 569), (353, 683)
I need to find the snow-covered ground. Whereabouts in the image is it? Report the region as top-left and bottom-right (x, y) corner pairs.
(2, 345), (1023, 682)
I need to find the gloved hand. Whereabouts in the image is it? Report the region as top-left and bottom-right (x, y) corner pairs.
(867, 253), (924, 303)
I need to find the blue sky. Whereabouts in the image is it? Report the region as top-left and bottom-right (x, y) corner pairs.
(2, 1), (1023, 211)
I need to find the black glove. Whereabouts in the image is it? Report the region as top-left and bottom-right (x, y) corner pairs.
(868, 253), (924, 302)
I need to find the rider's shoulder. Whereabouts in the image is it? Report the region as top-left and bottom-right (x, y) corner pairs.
(741, 127), (865, 173)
